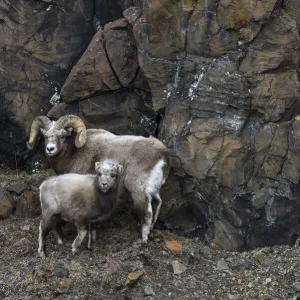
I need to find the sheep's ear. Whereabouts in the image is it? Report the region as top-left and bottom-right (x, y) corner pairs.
(95, 162), (100, 172)
(117, 165), (123, 176)
(40, 128), (46, 135)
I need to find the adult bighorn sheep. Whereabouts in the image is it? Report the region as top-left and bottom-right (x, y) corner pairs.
(28, 115), (170, 242)
(38, 159), (123, 256)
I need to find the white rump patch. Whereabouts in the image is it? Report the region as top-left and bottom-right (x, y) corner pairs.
(145, 159), (166, 196)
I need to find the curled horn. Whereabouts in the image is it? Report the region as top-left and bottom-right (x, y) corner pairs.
(27, 116), (52, 149)
(55, 115), (87, 148)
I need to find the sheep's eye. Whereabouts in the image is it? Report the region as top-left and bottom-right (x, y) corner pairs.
(111, 174), (115, 178)
(98, 173), (102, 176)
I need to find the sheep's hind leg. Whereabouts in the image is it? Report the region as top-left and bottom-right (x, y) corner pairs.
(142, 194), (153, 243)
(53, 221), (64, 245)
(38, 217), (52, 257)
(151, 193), (162, 229)
(132, 191), (153, 243)
(72, 223), (88, 253)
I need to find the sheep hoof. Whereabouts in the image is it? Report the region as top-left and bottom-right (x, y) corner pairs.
(57, 239), (64, 245)
(141, 236), (148, 244)
(71, 248), (78, 254)
(38, 250), (47, 258)
(142, 234), (149, 243)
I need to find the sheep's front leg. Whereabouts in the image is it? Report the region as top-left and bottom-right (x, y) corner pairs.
(72, 224), (88, 253)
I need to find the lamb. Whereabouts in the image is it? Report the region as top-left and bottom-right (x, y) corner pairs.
(38, 159), (123, 257)
(28, 115), (170, 242)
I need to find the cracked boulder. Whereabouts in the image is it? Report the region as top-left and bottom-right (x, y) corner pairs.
(57, 16), (156, 136)
(60, 18), (147, 103)
(0, 0), (94, 168)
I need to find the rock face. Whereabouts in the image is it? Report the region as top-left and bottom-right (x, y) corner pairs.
(131, 0), (300, 249)
(48, 90), (157, 136)
(60, 19), (144, 103)
(55, 17), (156, 136)
(2, 0), (300, 250)
(0, 0), (94, 168)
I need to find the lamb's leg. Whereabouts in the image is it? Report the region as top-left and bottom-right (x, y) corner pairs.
(38, 217), (52, 257)
(88, 223), (97, 250)
(92, 229), (96, 243)
(88, 223), (92, 250)
(72, 223), (88, 253)
(151, 193), (162, 229)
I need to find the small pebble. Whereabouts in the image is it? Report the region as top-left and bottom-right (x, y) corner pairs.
(292, 282), (300, 292)
(265, 278), (272, 284)
(144, 285), (155, 296)
(22, 225), (31, 231)
(53, 264), (69, 278)
(171, 260), (187, 275)
(217, 258), (229, 271)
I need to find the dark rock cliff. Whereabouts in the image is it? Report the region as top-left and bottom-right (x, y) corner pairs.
(1, 0), (300, 250)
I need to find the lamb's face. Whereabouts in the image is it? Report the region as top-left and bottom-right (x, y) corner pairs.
(40, 123), (72, 158)
(95, 161), (123, 193)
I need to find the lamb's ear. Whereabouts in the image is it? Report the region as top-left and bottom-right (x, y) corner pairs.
(117, 165), (123, 176)
(95, 162), (100, 172)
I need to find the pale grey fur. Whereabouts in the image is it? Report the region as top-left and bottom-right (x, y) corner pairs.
(38, 160), (122, 257)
